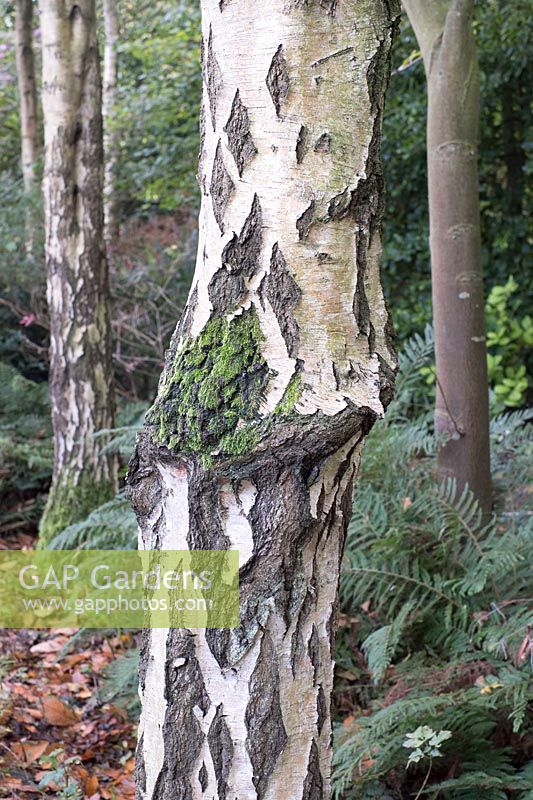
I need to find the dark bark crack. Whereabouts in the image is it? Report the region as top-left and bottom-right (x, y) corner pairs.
(206, 27), (222, 130)
(314, 132), (331, 153)
(187, 466), (230, 551)
(198, 763), (208, 792)
(296, 200), (316, 240)
(296, 125), (309, 164)
(135, 733), (146, 798)
(174, 282), (198, 346)
(317, 685), (327, 734)
(209, 195), (262, 314)
(245, 631), (287, 798)
(308, 624), (320, 685)
(208, 704), (233, 800)
(198, 105), (207, 188)
(353, 228), (373, 345)
(302, 740), (324, 800)
(210, 140), (235, 232)
(261, 243), (301, 357)
(224, 90), (257, 176)
(222, 194), (262, 278)
(294, 0), (338, 13)
(152, 630), (210, 799)
(291, 588), (315, 676)
(266, 45), (289, 117)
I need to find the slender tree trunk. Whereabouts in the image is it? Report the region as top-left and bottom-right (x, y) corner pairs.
(14, 0), (40, 250)
(402, 0), (492, 513)
(102, 0), (120, 246)
(127, 2), (398, 798)
(39, 0), (117, 545)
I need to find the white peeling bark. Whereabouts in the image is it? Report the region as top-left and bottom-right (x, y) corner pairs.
(39, 0), (117, 544)
(128, 1), (399, 798)
(102, 0), (120, 245)
(15, 0), (40, 251)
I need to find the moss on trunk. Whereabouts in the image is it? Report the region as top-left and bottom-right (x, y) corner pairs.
(147, 308), (270, 458)
(38, 473), (116, 548)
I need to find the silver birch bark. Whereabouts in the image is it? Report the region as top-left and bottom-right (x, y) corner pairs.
(15, 0), (40, 250)
(102, 0), (120, 246)
(127, 1), (399, 797)
(39, 0), (117, 545)
(402, 0), (492, 513)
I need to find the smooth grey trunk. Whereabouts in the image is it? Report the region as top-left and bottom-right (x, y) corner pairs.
(39, 0), (117, 545)
(403, 0), (492, 513)
(128, 2), (399, 798)
(15, 0), (40, 250)
(102, 0), (120, 245)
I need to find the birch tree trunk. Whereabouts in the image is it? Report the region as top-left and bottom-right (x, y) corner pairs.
(402, 0), (492, 513)
(102, 0), (120, 246)
(39, 0), (117, 545)
(15, 0), (40, 250)
(127, 1), (399, 797)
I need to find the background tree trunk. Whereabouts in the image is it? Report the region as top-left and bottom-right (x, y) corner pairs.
(15, 0), (40, 251)
(402, 0), (492, 513)
(39, 0), (117, 545)
(127, 1), (398, 797)
(102, 0), (120, 246)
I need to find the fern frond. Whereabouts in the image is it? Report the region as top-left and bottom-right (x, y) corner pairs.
(48, 493), (137, 550)
(362, 601), (415, 683)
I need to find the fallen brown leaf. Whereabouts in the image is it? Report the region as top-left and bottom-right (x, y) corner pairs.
(83, 775), (100, 795)
(30, 638), (65, 655)
(11, 740), (51, 764)
(41, 695), (79, 727)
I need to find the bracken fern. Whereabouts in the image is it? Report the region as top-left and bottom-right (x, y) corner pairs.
(333, 332), (532, 800)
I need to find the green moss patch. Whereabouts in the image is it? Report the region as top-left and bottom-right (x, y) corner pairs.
(274, 372), (302, 415)
(148, 308), (269, 458)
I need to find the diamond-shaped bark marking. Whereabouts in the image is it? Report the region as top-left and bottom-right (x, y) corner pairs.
(210, 140), (235, 231)
(224, 90), (257, 176)
(266, 45), (289, 117)
(206, 27), (222, 130)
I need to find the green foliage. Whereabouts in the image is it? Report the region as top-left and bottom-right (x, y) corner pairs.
(38, 472), (117, 549)
(0, 172), (47, 379)
(400, 282), (532, 410)
(333, 334), (533, 800)
(486, 277), (533, 410)
(110, 220), (196, 400)
(100, 647), (141, 718)
(115, 1), (202, 211)
(381, 26), (429, 340)
(38, 748), (82, 799)
(0, 361), (52, 534)
(47, 493), (137, 551)
(382, 5), (532, 368)
(0, 19), (23, 173)
(45, 403), (146, 549)
(403, 726), (452, 767)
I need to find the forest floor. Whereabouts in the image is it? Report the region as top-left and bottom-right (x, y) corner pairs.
(0, 533), (137, 800)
